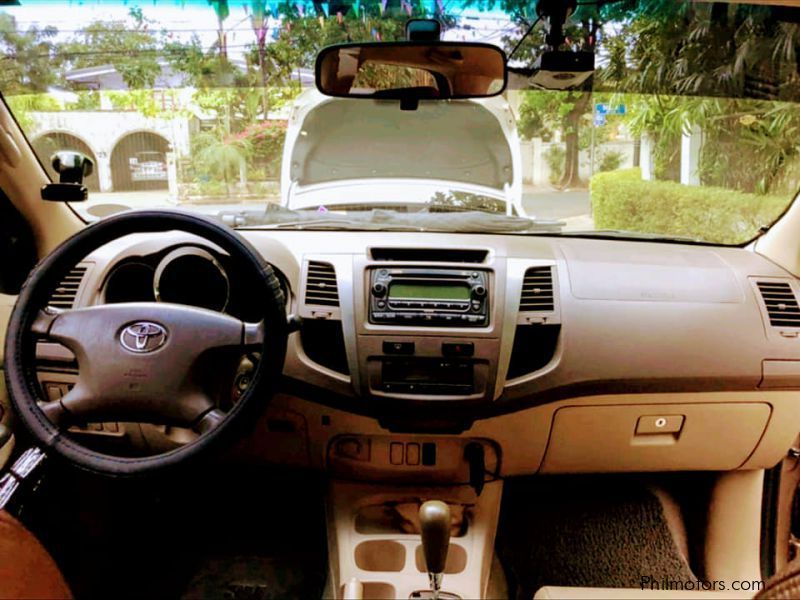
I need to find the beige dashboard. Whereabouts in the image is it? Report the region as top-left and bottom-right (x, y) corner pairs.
(31, 230), (800, 480)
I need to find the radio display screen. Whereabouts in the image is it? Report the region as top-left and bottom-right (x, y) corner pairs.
(389, 283), (470, 301)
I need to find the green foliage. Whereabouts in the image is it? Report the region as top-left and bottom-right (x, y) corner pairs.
(429, 191), (507, 214)
(0, 13), (60, 95)
(544, 145), (565, 185)
(192, 129), (253, 194)
(58, 8), (161, 89)
(598, 150), (624, 173)
(65, 91), (101, 111)
(598, 2), (800, 101)
(591, 168), (788, 244)
(4, 93), (61, 130)
(238, 120), (287, 178)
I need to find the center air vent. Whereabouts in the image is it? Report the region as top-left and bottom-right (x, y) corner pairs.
(370, 248), (488, 263)
(49, 265), (88, 309)
(305, 261), (339, 307)
(757, 281), (800, 327)
(520, 266), (554, 312)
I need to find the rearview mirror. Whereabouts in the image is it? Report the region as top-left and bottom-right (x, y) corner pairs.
(315, 42), (506, 103)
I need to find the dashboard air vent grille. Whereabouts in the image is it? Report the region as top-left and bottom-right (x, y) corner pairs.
(49, 265), (88, 309)
(305, 261), (339, 307)
(370, 248), (488, 263)
(520, 267), (554, 312)
(757, 281), (800, 327)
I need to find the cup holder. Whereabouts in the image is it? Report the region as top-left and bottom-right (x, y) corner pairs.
(414, 543), (467, 575)
(355, 540), (407, 572)
(341, 581), (396, 599)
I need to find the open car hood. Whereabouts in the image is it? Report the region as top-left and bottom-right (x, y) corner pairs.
(285, 91), (517, 192)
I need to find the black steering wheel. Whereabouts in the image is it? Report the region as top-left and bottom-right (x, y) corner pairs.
(3, 210), (288, 476)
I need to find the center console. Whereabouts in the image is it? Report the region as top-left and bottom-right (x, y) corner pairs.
(326, 480), (504, 600)
(355, 254), (505, 404)
(368, 268), (489, 327)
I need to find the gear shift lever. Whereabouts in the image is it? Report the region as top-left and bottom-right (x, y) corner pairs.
(419, 500), (451, 600)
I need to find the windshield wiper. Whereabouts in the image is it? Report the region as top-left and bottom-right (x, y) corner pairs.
(218, 206), (565, 233)
(270, 218), (424, 231)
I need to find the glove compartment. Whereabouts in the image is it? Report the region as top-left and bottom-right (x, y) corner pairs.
(540, 402), (771, 473)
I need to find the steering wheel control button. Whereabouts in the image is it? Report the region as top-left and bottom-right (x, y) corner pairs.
(442, 342), (474, 357)
(635, 415), (685, 435)
(383, 341), (414, 355)
(119, 321), (168, 353)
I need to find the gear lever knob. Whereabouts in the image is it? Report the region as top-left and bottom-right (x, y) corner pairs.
(419, 500), (451, 597)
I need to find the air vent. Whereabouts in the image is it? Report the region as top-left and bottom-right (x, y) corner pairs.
(520, 267), (554, 312)
(48, 265), (88, 309)
(305, 261), (339, 307)
(757, 281), (800, 327)
(370, 248), (488, 263)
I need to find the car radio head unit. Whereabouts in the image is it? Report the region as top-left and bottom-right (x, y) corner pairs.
(369, 267), (489, 326)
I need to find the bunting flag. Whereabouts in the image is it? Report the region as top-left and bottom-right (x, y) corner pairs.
(400, 0), (412, 15)
(380, 0), (387, 13)
(435, 0), (443, 14)
(296, 3), (305, 16)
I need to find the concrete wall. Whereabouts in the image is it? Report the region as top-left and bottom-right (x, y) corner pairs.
(519, 138), (636, 187)
(28, 111), (191, 192)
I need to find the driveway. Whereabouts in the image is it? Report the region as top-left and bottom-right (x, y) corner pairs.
(522, 187), (591, 220)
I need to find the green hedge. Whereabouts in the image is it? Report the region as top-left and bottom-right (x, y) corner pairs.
(590, 168), (789, 244)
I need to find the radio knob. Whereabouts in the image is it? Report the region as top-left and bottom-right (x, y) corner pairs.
(372, 282), (387, 296)
(472, 285), (487, 297)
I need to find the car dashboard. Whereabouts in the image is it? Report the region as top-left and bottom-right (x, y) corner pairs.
(34, 229), (800, 481)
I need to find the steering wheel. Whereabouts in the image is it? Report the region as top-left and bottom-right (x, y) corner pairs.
(3, 210), (288, 476)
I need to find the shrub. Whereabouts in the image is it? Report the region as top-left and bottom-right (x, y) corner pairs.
(598, 150), (625, 173)
(590, 168), (788, 244)
(544, 145), (565, 185)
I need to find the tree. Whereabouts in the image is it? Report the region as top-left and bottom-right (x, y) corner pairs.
(193, 129), (252, 196)
(600, 2), (800, 193)
(58, 7), (161, 90)
(208, 0), (231, 58)
(0, 12), (60, 95)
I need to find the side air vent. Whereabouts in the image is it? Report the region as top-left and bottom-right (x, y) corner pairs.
(49, 265), (88, 309)
(305, 261), (339, 307)
(520, 267), (554, 312)
(757, 281), (800, 327)
(370, 248), (488, 263)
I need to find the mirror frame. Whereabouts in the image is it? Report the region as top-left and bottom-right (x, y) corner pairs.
(314, 41), (508, 101)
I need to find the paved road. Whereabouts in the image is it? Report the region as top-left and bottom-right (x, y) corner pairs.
(522, 188), (591, 220)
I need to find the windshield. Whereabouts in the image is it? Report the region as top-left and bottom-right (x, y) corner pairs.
(2, 0), (800, 243)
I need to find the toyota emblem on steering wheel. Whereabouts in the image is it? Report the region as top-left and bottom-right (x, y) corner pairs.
(120, 322), (168, 353)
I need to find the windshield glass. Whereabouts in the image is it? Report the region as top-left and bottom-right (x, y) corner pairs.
(2, 0), (800, 243)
